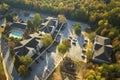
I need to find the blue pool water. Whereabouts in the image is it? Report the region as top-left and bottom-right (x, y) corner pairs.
(11, 31), (23, 37)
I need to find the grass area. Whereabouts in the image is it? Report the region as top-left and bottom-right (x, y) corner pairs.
(0, 54), (6, 80)
(48, 65), (62, 80)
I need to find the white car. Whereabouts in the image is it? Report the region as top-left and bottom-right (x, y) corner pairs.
(72, 38), (77, 42)
(71, 38), (77, 45)
(84, 38), (89, 43)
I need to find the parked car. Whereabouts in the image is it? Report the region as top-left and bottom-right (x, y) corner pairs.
(61, 25), (65, 30)
(71, 37), (77, 46)
(72, 38), (77, 42)
(68, 36), (72, 40)
(83, 38), (89, 47)
(28, 67), (32, 71)
(84, 38), (89, 43)
(81, 55), (85, 60)
(72, 41), (76, 45)
(35, 60), (39, 64)
(81, 53), (86, 60)
(82, 49), (86, 54)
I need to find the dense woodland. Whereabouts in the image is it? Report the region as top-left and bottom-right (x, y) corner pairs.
(0, 0), (120, 79)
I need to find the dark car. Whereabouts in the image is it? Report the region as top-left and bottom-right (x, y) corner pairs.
(72, 41), (76, 46)
(68, 36), (72, 40)
(81, 55), (85, 60)
(35, 60), (39, 64)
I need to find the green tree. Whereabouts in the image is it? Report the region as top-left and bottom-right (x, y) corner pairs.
(104, 0), (111, 4)
(88, 32), (96, 41)
(89, 14), (96, 23)
(1, 3), (9, 11)
(33, 13), (42, 31)
(5, 13), (13, 22)
(74, 23), (81, 35)
(115, 52), (120, 63)
(18, 65), (28, 77)
(101, 64), (109, 77)
(58, 14), (66, 25)
(41, 34), (53, 47)
(27, 20), (33, 33)
(27, 20), (33, 28)
(108, 8), (120, 27)
(85, 70), (96, 80)
(62, 39), (71, 48)
(57, 44), (68, 54)
(19, 55), (32, 66)
(86, 50), (93, 62)
(98, 20), (104, 27)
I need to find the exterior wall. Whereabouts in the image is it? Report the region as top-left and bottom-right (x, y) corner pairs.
(38, 43), (43, 49)
(28, 49), (36, 57)
(92, 57), (111, 64)
(51, 26), (56, 34)
(56, 21), (58, 27)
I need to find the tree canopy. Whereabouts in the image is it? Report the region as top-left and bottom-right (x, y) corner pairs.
(74, 23), (81, 35)
(41, 34), (53, 47)
(57, 44), (68, 54)
(58, 14), (66, 24)
(5, 13), (13, 22)
(33, 13), (42, 31)
(27, 20), (33, 29)
(19, 55), (32, 66)
(62, 39), (71, 48)
(108, 7), (120, 27)
(18, 65), (29, 77)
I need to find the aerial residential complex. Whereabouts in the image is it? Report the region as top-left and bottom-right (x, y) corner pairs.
(0, 0), (120, 80)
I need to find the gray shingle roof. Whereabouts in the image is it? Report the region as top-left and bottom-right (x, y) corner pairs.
(39, 17), (57, 34)
(14, 46), (29, 57)
(11, 22), (27, 30)
(14, 33), (41, 57)
(93, 35), (112, 63)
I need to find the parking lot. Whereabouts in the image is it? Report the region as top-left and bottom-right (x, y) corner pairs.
(60, 20), (89, 62)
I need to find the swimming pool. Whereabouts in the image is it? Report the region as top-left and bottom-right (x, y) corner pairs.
(9, 30), (23, 39)
(11, 31), (23, 37)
